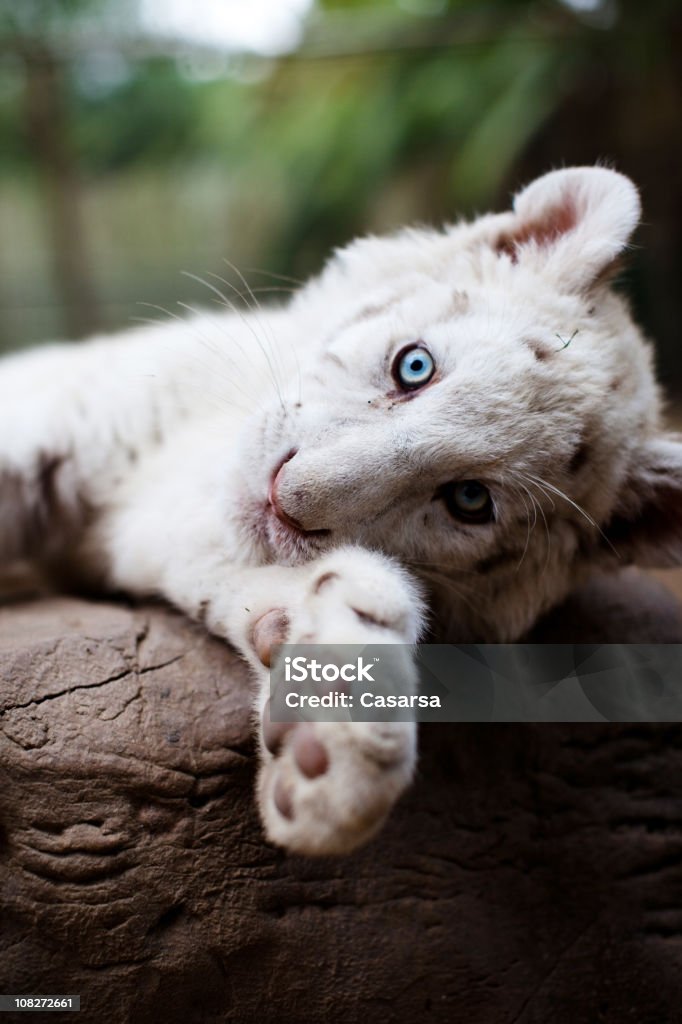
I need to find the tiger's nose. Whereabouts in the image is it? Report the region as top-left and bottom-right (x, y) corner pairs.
(268, 451), (331, 537)
(269, 450), (306, 532)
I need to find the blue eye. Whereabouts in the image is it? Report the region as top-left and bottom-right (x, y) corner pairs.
(394, 345), (435, 390)
(441, 481), (493, 523)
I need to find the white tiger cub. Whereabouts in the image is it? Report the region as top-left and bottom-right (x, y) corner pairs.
(1, 167), (681, 855)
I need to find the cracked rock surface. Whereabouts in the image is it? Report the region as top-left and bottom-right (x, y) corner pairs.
(1, 582), (682, 1024)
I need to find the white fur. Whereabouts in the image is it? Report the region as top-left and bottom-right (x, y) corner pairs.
(2, 167), (680, 854)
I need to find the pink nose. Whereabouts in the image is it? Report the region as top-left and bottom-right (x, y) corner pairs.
(268, 450), (305, 532)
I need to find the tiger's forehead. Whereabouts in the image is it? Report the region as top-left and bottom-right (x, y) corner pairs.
(327, 286), (598, 393)
(329, 270), (589, 349)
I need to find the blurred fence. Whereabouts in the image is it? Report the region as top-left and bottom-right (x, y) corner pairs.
(0, 0), (679, 396)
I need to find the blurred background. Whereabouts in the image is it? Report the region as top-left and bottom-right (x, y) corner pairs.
(0, 0), (679, 392)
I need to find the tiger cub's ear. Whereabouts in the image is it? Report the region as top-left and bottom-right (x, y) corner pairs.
(496, 166), (641, 293)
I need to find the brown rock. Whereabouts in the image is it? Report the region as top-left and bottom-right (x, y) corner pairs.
(1, 578), (682, 1023)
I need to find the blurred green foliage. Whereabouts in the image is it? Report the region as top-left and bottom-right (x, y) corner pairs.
(0, 0), (679, 393)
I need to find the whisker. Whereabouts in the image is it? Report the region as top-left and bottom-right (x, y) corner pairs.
(507, 480), (534, 572)
(524, 471), (619, 558)
(249, 285), (299, 296)
(246, 266), (305, 287)
(218, 262), (302, 406)
(169, 379), (252, 417)
(416, 567), (487, 613)
(175, 298), (278, 413)
(180, 268), (280, 376)
(218, 260), (289, 391)
(179, 272), (286, 412)
(522, 473), (556, 512)
(135, 302), (265, 414)
(406, 558), (481, 577)
(518, 476), (552, 574)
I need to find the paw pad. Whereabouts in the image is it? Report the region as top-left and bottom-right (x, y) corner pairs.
(251, 609), (289, 667)
(291, 724), (329, 779)
(262, 698), (294, 755)
(274, 777), (294, 820)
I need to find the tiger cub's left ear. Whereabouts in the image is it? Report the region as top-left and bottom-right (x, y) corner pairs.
(497, 166), (641, 292)
(605, 435), (682, 568)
